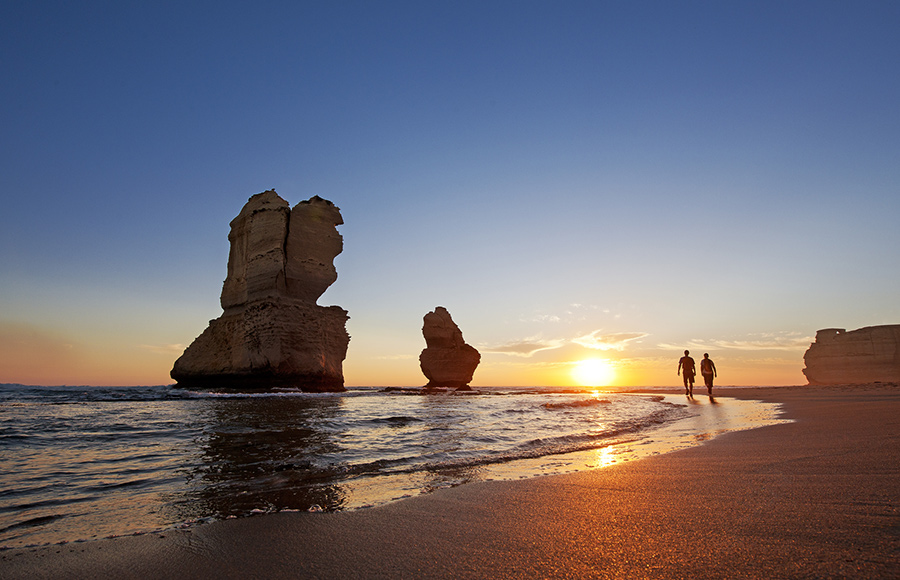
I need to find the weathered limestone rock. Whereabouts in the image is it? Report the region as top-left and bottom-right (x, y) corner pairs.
(285, 197), (344, 303)
(220, 191), (291, 309)
(802, 325), (900, 385)
(419, 307), (480, 390)
(172, 190), (349, 392)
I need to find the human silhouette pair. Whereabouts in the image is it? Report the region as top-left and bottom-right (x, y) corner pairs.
(678, 350), (717, 398)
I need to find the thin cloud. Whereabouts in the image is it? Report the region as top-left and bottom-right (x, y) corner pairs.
(659, 335), (813, 352)
(525, 304), (604, 324)
(482, 339), (565, 357)
(573, 330), (649, 351)
(526, 314), (561, 323)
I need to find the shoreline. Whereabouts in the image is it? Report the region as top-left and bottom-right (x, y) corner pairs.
(3, 384), (898, 578)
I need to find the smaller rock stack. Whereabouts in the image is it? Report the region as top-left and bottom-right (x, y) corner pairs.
(419, 307), (481, 390)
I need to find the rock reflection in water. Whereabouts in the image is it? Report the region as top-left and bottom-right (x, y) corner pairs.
(165, 395), (348, 521)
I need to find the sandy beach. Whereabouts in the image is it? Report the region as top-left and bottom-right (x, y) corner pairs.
(3, 385), (897, 579)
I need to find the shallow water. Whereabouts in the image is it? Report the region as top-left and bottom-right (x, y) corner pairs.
(0, 384), (785, 548)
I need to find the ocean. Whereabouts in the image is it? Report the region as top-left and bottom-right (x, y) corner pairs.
(0, 384), (785, 549)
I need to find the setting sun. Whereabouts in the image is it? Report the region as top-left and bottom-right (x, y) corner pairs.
(571, 358), (616, 387)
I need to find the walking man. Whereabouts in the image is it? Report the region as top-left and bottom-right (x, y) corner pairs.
(677, 350), (696, 397)
(700, 353), (717, 395)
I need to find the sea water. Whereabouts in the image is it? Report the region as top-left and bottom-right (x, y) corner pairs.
(0, 384), (785, 549)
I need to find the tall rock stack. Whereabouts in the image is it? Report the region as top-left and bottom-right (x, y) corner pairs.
(171, 190), (350, 392)
(419, 307), (481, 390)
(802, 325), (900, 385)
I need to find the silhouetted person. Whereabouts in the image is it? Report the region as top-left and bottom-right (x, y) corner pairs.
(678, 350), (695, 397)
(700, 353), (717, 395)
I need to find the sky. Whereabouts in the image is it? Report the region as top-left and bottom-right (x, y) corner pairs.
(2, 1), (898, 387)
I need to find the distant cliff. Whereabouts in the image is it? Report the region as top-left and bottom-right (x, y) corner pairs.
(171, 190), (349, 392)
(802, 325), (900, 385)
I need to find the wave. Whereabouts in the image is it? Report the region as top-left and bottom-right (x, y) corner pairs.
(86, 478), (156, 492)
(316, 407), (686, 481)
(0, 513), (70, 534)
(368, 416), (423, 426)
(541, 398), (612, 410)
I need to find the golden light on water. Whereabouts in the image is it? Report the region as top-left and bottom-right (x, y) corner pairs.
(591, 445), (619, 469)
(571, 358), (616, 387)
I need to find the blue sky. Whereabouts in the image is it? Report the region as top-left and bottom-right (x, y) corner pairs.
(2, 1), (898, 386)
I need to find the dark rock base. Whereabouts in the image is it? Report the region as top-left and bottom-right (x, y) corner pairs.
(171, 371), (346, 393)
(423, 382), (473, 391)
(171, 298), (349, 393)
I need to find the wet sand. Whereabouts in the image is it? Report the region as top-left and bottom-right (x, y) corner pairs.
(3, 385), (898, 579)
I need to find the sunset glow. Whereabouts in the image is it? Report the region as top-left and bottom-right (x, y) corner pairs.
(1, 4), (897, 389)
(571, 359), (616, 387)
